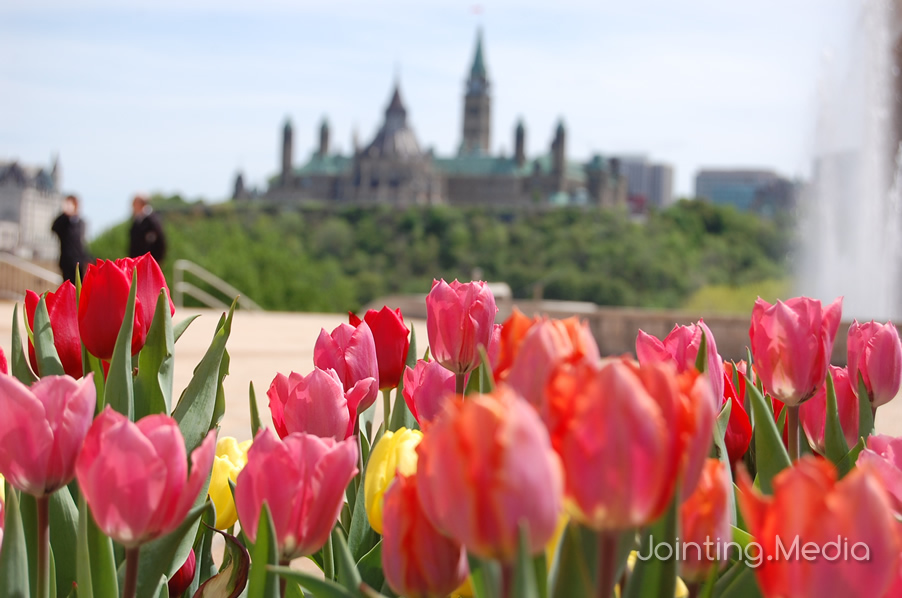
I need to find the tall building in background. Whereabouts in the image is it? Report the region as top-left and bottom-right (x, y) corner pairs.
(694, 169), (797, 216)
(0, 158), (62, 260)
(259, 30), (627, 209)
(615, 156), (674, 210)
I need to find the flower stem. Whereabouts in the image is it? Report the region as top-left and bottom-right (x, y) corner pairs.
(123, 546), (141, 598)
(36, 495), (50, 598)
(323, 533), (334, 581)
(787, 405), (800, 462)
(455, 373), (466, 396)
(500, 562), (514, 598)
(382, 388), (392, 432)
(872, 405), (878, 426)
(597, 530), (620, 598)
(279, 558), (290, 597)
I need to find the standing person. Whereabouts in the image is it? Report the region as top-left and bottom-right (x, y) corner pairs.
(51, 195), (92, 283)
(129, 195), (167, 263)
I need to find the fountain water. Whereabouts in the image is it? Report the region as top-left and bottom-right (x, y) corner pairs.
(796, 0), (902, 320)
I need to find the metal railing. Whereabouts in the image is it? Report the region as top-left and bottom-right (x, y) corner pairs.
(172, 259), (262, 311)
(0, 252), (63, 300)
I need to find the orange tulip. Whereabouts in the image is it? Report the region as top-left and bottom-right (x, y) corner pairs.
(494, 307), (537, 381)
(546, 359), (712, 530)
(679, 459), (731, 582)
(415, 386), (563, 561)
(737, 457), (900, 598)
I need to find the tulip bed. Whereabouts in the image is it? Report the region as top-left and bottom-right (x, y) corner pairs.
(1, 259), (901, 598)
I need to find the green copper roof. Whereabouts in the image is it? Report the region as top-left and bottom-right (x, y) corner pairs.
(470, 29), (487, 79)
(295, 153), (352, 176)
(435, 155), (529, 176)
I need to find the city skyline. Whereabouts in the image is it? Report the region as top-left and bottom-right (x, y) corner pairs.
(1, 0), (854, 235)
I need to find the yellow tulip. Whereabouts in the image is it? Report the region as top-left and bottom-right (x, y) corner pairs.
(364, 427), (422, 534)
(209, 437), (252, 529)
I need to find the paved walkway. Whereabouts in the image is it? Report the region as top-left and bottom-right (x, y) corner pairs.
(2, 300), (900, 440)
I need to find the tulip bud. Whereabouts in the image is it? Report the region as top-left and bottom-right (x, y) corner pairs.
(799, 365), (859, 455)
(857, 434), (902, 515)
(749, 296), (842, 406)
(679, 459), (731, 582)
(349, 306), (410, 390)
(167, 549), (196, 597)
(25, 281), (82, 378)
(365, 428), (423, 533)
(425, 279), (498, 376)
(208, 437), (252, 529)
(402, 360), (455, 424)
(637, 319), (724, 403)
(848, 320), (902, 408)
(267, 368), (362, 441)
(314, 322), (379, 413)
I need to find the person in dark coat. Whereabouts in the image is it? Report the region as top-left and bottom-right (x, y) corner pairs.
(51, 195), (92, 283)
(129, 195), (167, 263)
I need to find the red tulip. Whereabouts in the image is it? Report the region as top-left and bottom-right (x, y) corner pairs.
(314, 322), (379, 413)
(25, 281), (83, 378)
(503, 317), (600, 412)
(637, 319), (724, 403)
(799, 365), (859, 455)
(721, 371), (752, 466)
(267, 368), (371, 440)
(676, 368), (718, 498)
(857, 434), (902, 515)
(0, 373), (95, 496)
(737, 457), (900, 598)
(748, 296), (842, 406)
(349, 306), (410, 390)
(168, 549), (196, 597)
(235, 429), (357, 559)
(382, 474), (469, 598)
(848, 320), (902, 408)
(402, 359), (456, 425)
(75, 407), (216, 547)
(416, 386), (562, 561)
(494, 307), (536, 381)
(425, 279), (498, 375)
(0, 347), (7, 375)
(546, 359), (712, 530)
(679, 459), (732, 582)
(78, 255), (174, 360)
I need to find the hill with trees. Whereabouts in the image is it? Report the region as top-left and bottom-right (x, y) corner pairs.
(89, 198), (792, 314)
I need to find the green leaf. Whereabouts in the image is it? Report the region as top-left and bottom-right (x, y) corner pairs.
(133, 501), (212, 597)
(468, 555), (502, 598)
(356, 540), (385, 594)
(513, 524), (539, 598)
(388, 384), (417, 433)
(211, 348), (230, 429)
(624, 494), (679, 598)
(18, 492), (37, 594)
(406, 325), (417, 370)
(33, 295), (65, 376)
(10, 304), (38, 384)
(0, 483), (32, 598)
(694, 328), (708, 373)
(249, 382), (262, 439)
(266, 567), (355, 598)
(76, 491), (119, 598)
(857, 372), (875, 441)
(836, 438), (866, 477)
(332, 527), (363, 592)
(172, 301), (235, 454)
(477, 345), (495, 393)
(713, 562), (763, 598)
(105, 269), (139, 420)
(187, 508), (217, 597)
(246, 504), (280, 598)
(84, 353), (107, 414)
(194, 526), (250, 598)
(173, 315), (200, 344)
(549, 522), (596, 598)
(747, 382), (790, 494)
(465, 363), (483, 396)
(713, 399), (737, 525)
(49, 487), (79, 598)
(134, 289), (175, 420)
(823, 369), (850, 465)
(347, 470), (377, 563)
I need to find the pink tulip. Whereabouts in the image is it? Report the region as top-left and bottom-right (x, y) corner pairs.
(749, 296), (842, 406)
(425, 279), (498, 376)
(75, 407), (216, 547)
(268, 368), (371, 440)
(637, 319), (724, 403)
(857, 434), (902, 515)
(382, 473), (469, 598)
(314, 322), (379, 413)
(799, 366), (859, 455)
(416, 386), (562, 561)
(848, 320), (902, 408)
(0, 373), (95, 496)
(738, 457), (900, 598)
(235, 429), (357, 560)
(402, 359), (456, 425)
(504, 317), (600, 412)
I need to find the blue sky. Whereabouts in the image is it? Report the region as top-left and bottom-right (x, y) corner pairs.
(1, 0), (853, 236)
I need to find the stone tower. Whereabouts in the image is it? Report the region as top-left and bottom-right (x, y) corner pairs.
(319, 118), (330, 157)
(460, 29), (491, 155)
(514, 120), (526, 167)
(281, 118), (293, 186)
(551, 120), (566, 191)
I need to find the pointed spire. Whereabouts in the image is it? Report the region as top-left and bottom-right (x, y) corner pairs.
(470, 28), (487, 79)
(386, 81), (408, 120)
